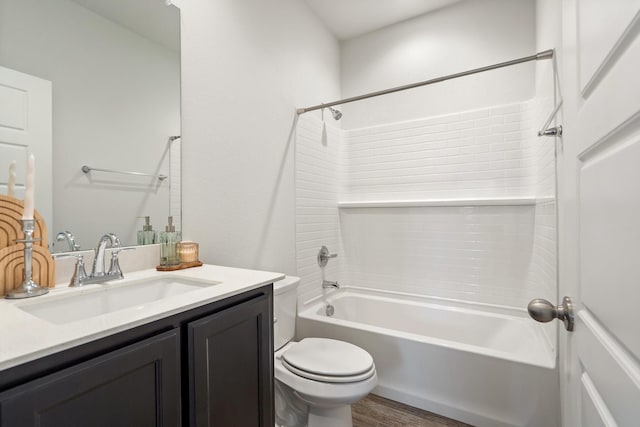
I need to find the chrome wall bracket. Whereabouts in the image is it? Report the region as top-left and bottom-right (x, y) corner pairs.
(527, 296), (574, 331)
(538, 125), (563, 137)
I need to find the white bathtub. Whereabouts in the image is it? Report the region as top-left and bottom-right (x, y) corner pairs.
(296, 288), (559, 427)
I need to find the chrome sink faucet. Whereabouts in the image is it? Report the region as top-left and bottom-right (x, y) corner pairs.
(91, 233), (121, 277)
(55, 230), (81, 251)
(53, 233), (134, 287)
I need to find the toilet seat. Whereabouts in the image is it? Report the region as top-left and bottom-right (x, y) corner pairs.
(281, 359), (375, 383)
(281, 338), (375, 383)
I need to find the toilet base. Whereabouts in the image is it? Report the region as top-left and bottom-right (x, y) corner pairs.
(308, 404), (352, 427)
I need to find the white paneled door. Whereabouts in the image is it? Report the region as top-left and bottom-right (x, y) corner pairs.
(559, 1), (640, 426)
(0, 66), (52, 237)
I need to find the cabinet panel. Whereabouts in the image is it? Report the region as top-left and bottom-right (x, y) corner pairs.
(0, 329), (180, 427)
(188, 293), (273, 427)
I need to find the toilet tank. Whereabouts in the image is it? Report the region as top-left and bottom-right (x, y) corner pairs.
(273, 276), (299, 351)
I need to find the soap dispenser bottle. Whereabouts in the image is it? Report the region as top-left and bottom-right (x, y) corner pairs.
(137, 216), (157, 245)
(159, 216), (181, 266)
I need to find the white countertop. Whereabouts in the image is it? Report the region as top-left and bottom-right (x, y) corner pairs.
(0, 264), (284, 371)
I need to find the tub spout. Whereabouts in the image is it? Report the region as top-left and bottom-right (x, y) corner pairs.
(322, 280), (340, 289)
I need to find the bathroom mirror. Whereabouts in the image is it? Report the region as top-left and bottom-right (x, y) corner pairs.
(0, 0), (181, 251)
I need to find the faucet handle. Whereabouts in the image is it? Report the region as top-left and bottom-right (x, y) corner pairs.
(317, 246), (338, 267)
(110, 247), (136, 255)
(55, 231), (81, 251)
(52, 253), (80, 260)
(53, 253), (88, 287)
(108, 247), (135, 279)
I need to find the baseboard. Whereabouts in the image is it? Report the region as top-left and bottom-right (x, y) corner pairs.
(372, 384), (516, 427)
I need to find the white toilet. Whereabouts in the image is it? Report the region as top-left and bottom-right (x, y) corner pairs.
(274, 276), (377, 427)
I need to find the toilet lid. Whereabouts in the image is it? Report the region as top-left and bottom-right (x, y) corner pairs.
(281, 358), (375, 383)
(282, 338), (374, 379)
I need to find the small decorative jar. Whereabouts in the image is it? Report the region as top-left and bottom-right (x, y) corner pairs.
(177, 241), (199, 263)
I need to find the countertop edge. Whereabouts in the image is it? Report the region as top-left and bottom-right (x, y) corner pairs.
(0, 264), (285, 371)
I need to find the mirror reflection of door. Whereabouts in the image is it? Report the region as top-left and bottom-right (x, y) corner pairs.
(0, 66), (52, 235)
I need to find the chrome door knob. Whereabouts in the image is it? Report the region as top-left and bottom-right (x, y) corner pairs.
(527, 296), (574, 331)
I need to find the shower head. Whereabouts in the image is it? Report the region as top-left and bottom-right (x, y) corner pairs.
(328, 107), (342, 120)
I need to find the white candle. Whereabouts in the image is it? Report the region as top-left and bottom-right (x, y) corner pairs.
(7, 160), (16, 198)
(22, 154), (35, 220)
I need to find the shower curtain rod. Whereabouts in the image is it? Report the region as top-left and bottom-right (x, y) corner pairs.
(296, 49), (554, 115)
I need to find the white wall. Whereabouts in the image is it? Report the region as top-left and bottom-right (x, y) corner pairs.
(294, 0), (559, 312)
(535, 0), (562, 101)
(180, 0), (340, 273)
(340, 0), (536, 129)
(0, 0), (180, 249)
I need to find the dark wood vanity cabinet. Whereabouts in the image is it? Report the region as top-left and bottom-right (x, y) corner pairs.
(0, 285), (274, 427)
(0, 329), (181, 426)
(188, 293), (273, 427)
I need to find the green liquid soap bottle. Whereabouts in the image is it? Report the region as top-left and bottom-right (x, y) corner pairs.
(159, 216), (181, 266)
(137, 216), (157, 245)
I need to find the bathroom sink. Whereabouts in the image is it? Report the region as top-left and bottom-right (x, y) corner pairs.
(18, 276), (218, 325)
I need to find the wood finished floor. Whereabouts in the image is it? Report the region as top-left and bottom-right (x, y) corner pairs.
(352, 394), (473, 427)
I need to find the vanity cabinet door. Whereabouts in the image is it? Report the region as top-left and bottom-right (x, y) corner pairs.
(0, 329), (180, 427)
(188, 293), (273, 427)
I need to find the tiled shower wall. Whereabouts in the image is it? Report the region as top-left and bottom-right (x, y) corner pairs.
(341, 102), (535, 201)
(170, 138), (181, 231)
(528, 95), (558, 344)
(295, 115), (341, 306)
(338, 205), (536, 307)
(295, 100), (556, 311)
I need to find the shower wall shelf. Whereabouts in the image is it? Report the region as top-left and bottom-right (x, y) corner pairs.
(535, 197), (556, 204)
(337, 197), (547, 208)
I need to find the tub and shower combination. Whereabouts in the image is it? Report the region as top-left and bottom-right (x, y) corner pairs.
(297, 287), (559, 427)
(294, 44), (561, 426)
